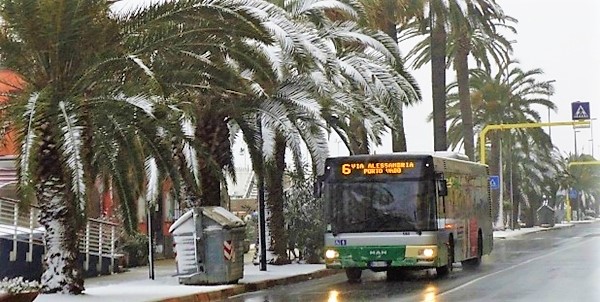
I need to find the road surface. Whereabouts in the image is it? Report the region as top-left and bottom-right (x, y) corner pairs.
(225, 222), (600, 302)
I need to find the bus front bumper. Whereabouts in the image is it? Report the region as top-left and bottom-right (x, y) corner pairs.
(324, 245), (440, 269)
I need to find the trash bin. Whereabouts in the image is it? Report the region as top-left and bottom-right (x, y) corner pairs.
(169, 206), (246, 285)
(537, 204), (555, 227)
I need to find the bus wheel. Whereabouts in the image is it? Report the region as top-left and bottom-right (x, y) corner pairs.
(345, 268), (362, 283)
(436, 238), (454, 277)
(462, 232), (483, 269)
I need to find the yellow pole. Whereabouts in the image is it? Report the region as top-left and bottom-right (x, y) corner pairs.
(568, 161), (600, 167)
(479, 126), (490, 164)
(479, 120), (590, 164)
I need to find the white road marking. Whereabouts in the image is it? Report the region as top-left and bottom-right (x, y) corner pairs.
(437, 236), (590, 297)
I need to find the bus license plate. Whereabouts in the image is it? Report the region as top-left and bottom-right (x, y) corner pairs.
(369, 261), (388, 268)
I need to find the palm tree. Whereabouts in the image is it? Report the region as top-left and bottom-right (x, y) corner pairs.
(561, 154), (600, 220)
(501, 131), (557, 227)
(429, 0), (448, 152)
(443, 63), (556, 227)
(234, 0), (421, 262)
(400, 0), (514, 159)
(0, 0), (276, 294)
(446, 1), (514, 160)
(358, 0), (424, 151)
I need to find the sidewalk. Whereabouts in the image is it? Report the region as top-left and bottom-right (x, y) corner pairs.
(34, 252), (339, 302)
(492, 218), (599, 239)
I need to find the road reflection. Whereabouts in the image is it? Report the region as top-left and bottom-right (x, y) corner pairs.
(422, 285), (437, 302)
(327, 290), (340, 302)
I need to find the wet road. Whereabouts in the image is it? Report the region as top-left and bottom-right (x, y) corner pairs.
(224, 222), (600, 302)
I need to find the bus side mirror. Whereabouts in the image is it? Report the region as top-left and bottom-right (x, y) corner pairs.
(313, 176), (323, 198)
(438, 179), (448, 197)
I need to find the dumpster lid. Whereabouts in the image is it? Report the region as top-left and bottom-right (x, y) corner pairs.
(168, 210), (195, 233)
(537, 204), (555, 211)
(202, 206), (245, 229)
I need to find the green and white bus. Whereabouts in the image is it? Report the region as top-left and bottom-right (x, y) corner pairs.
(316, 152), (493, 282)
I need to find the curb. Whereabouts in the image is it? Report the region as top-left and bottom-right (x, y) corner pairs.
(493, 224), (576, 239)
(157, 269), (341, 302)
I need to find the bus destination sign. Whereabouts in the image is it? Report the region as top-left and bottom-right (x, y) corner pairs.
(341, 161), (416, 176)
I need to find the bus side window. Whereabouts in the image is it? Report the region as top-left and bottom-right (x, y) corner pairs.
(436, 173), (447, 216)
(437, 179), (448, 197)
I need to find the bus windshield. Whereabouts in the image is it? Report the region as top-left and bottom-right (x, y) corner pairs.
(326, 180), (437, 233)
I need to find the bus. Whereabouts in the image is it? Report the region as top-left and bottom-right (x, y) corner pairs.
(316, 152), (493, 282)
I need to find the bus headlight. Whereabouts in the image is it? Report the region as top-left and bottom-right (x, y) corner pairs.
(325, 249), (339, 259)
(423, 248), (434, 258)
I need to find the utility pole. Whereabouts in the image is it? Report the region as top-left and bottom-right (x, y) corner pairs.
(547, 80), (556, 142)
(591, 118), (596, 157)
(574, 129), (579, 156)
(256, 114), (267, 271)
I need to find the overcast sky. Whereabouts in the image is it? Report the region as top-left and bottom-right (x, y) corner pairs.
(396, 0), (600, 158)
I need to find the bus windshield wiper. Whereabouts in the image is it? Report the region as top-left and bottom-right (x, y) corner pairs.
(414, 211), (422, 235)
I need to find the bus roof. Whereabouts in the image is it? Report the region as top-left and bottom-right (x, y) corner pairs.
(328, 152), (471, 161)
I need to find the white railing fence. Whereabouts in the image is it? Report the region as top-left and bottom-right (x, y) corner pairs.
(0, 197), (121, 273)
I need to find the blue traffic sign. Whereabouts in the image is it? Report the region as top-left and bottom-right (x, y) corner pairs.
(489, 175), (500, 190)
(569, 189), (578, 199)
(571, 102), (590, 120)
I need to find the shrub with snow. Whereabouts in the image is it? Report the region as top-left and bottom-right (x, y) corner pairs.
(0, 277), (41, 294)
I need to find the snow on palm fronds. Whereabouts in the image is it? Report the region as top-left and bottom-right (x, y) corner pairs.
(284, 0), (362, 19)
(128, 55), (154, 78)
(18, 92), (39, 201)
(58, 101), (86, 213)
(144, 156), (159, 205)
(180, 117), (200, 185)
(119, 94), (155, 118)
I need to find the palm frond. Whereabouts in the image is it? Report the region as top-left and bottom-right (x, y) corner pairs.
(18, 92), (39, 202)
(144, 156), (159, 205)
(58, 101), (86, 212)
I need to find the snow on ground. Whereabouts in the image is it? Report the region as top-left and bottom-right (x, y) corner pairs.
(30, 220), (600, 301)
(34, 263), (325, 302)
(493, 223), (574, 239)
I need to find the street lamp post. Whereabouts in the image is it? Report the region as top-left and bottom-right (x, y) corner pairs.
(574, 129), (580, 156)
(591, 118), (596, 157)
(547, 80), (556, 141)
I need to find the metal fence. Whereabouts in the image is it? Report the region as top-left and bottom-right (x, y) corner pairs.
(0, 197), (121, 273)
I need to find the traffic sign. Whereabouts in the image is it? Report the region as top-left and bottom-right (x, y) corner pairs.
(569, 189), (578, 199)
(489, 175), (500, 190)
(571, 102), (590, 120)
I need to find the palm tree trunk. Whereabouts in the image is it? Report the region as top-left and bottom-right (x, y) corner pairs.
(35, 126), (84, 294)
(198, 166), (221, 206)
(455, 31), (475, 160)
(195, 112), (232, 207)
(382, 0), (407, 152)
(173, 141), (200, 209)
(349, 118), (369, 155)
(431, 10), (447, 152)
(265, 133), (289, 264)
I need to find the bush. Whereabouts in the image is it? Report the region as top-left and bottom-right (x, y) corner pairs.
(119, 232), (149, 267)
(0, 277), (40, 294)
(284, 168), (325, 264)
